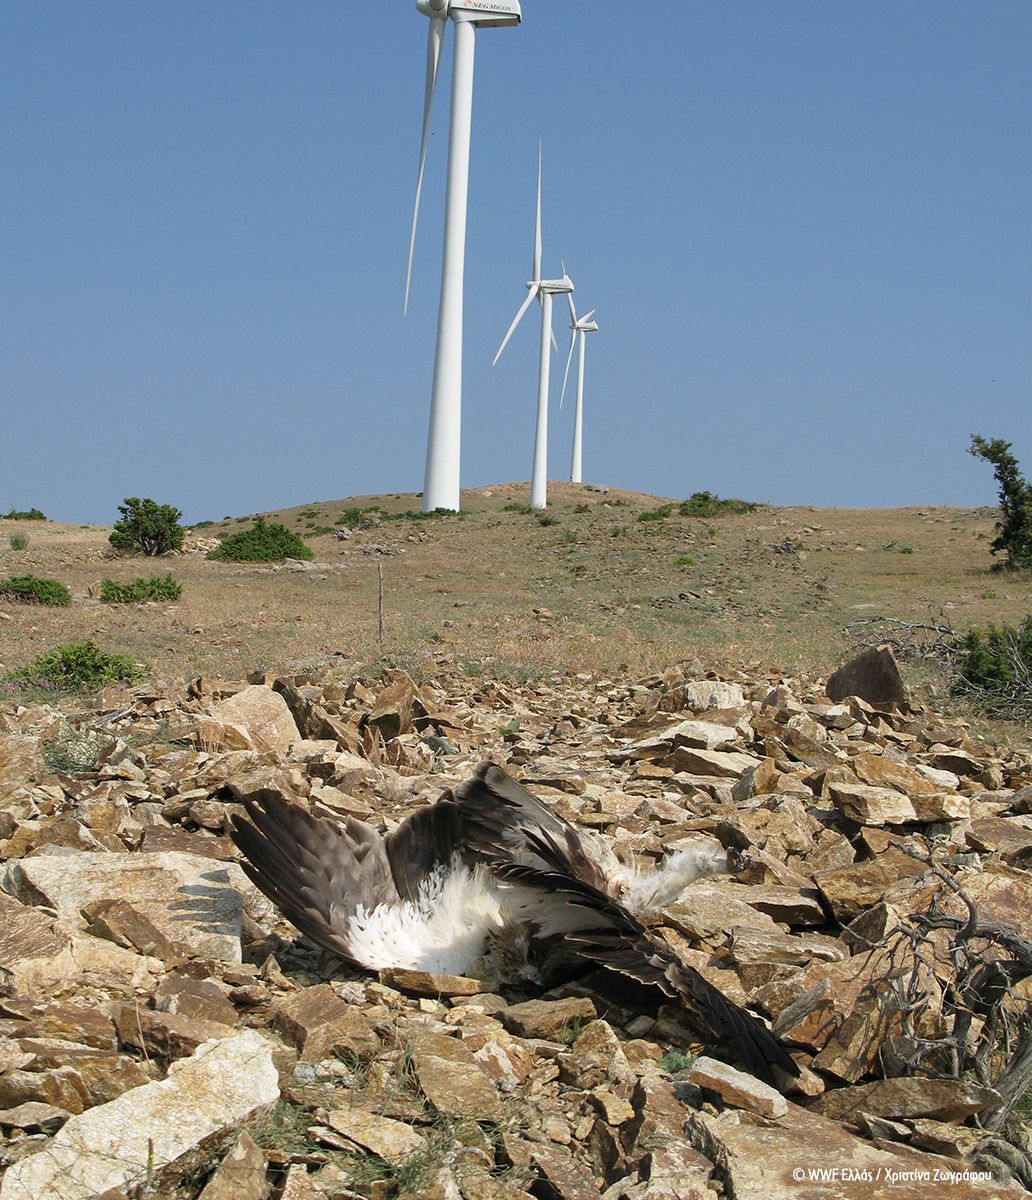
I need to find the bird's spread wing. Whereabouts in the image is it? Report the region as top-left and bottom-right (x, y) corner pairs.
(451, 761), (622, 897)
(385, 798), (464, 902)
(231, 790), (400, 968)
(492, 858), (799, 1085)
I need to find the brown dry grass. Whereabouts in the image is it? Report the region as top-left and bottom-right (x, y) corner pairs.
(1, 484), (1030, 706)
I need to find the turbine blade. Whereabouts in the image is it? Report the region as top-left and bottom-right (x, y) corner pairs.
(581, 309), (597, 324)
(404, 15), (445, 315)
(559, 327), (577, 408)
(493, 284), (541, 365)
(551, 326), (559, 353)
(533, 141), (542, 283)
(567, 291), (578, 327)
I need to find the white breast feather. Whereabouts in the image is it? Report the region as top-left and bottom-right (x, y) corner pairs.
(345, 859), (504, 975)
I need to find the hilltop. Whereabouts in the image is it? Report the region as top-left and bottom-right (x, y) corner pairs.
(1, 483), (1027, 698)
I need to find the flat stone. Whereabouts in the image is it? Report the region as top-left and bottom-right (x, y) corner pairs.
(0, 1030), (279, 1200)
(409, 1029), (502, 1119)
(115, 1006), (237, 1062)
(197, 1130), (267, 1200)
(269, 984), (379, 1062)
(735, 884), (826, 926)
(83, 898), (183, 961)
(500, 997), (597, 1040)
(528, 1143), (602, 1200)
(0, 891), (74, 994)
(814, 852), (927, 923)
(202, 684), (301, 754)
(811, 1076), (1002, 1123)
(826, 781), (917, 825)
(681, 681), (746, 710)
(826, 646), (907, 709)
(155, 976), (239, 1026)
(965, 816), (1032, 860)
(380, 968), (485, 998)
(0, 736), (44, 788)
(0, 1101), (71, 1134)
(3, 851), (261, 963)
(324, 1108), (424, 1162)
(664, 883), (780, 942)
(686, 1055), (788, 1117)
(663, 747), (764, 779)
(851, 752), (940, 795)
(687, 1101), (1022, 1199)
(558, 1020), (633, 1089)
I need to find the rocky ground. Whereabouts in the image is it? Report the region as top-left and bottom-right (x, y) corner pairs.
(1, 656), (1031, 1198)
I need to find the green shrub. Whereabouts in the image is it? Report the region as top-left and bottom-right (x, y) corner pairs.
(100, 573), (182, 604)
(679, 491), (756, 517)
(207, 517), (314, 562)
(638, 506), (673, 523)
(0, 575), (71, 606)
(44, 725), (111, 774)
(538, 515), (558, 527)
(336, 507), (366, 528)
(306, 526), (335, 537)
(109, 497), (185, 556)
(573, 503), (591, 514)
(3, 641), (141, 695)
(502, 502), (532, 515)
(674, 554), (695, 566)
(191, 519), (215, 529)
(954, 618), (1032, 711)
(968, 435), (1032, 570)
(3, 508), (46, 521)
(8, 533), (28, 550)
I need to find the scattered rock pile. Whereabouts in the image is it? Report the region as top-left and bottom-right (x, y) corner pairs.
(1, 658), (1030, 1198)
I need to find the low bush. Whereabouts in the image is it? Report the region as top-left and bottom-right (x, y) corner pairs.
(679, 491), (756, 517)
(3, 641), (141, 694)
(8, 533), (28, 550)
(100, 573), (183, 604)
(502, 502), (532, 515)
(0, 575), (71, 606)
(207, 517), (313, 562)
(638, 506), (673, 522)
(3, 508), (46, 521)
(953, 617), (1032, 713)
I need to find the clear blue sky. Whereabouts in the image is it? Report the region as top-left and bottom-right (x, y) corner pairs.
(3, 2), (1029, 524)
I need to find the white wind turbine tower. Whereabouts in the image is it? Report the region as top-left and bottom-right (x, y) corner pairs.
(493, 145), (572, 511)
(559, 298), (599, 484)
(405, 0), (522, 514)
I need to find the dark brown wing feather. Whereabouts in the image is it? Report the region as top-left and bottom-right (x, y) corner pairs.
(231, 790), (395, 967)
(385, 799), (464, 901)
(493, 859), (798, 1085)
(451, 762), (617, 897)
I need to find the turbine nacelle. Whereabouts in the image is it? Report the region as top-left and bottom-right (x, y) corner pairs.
(539, 274), (574, 295)
(416, 0), (521, 26)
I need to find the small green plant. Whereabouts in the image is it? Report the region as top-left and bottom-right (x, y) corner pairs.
(207, 517), (314, 562)
(538, 515), (559, 527)
(100, 573), (183, 604)
(109, 497), (185, 556)
(611, 525), (628, 538)
(498, 718), (521, 735)
(0, 575), (71, 606)
(968, 435), (1032, 570)
(336, 507), (366, 528)
(981, 590), (998, 600)
(191, 519), (215, 529)
(502, 502), (532, 515)
(573, 503), (591, 514)
(3, 507), (46, 521)
(44, 725), (111, 774)
(298, 508), (319, 519)
(557, 1017), (588, 1046)
(3, 641), (141, 695)
(561, 528), (578, 544)
(306, 526), (335, 537)
(674, 554), (695, 566)
(953, 617), (1032, 713)
(899, 546), (914, 554)
(679, 491), (756, 517)
(638, 506), (673, 522)
(658, 1049), (696, 1074)
(8, 533), (28, 550)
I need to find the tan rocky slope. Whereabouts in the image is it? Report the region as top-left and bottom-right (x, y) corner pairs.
(1, 658), (1031, 1198)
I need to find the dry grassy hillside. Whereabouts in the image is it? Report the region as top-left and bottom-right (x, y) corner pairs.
(1, 483), (1029, 702)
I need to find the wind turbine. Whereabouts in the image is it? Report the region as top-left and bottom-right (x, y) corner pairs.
(493, 146), (572, 511)
(559, 299), (599, 484)
(406, 0), (522, 514)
